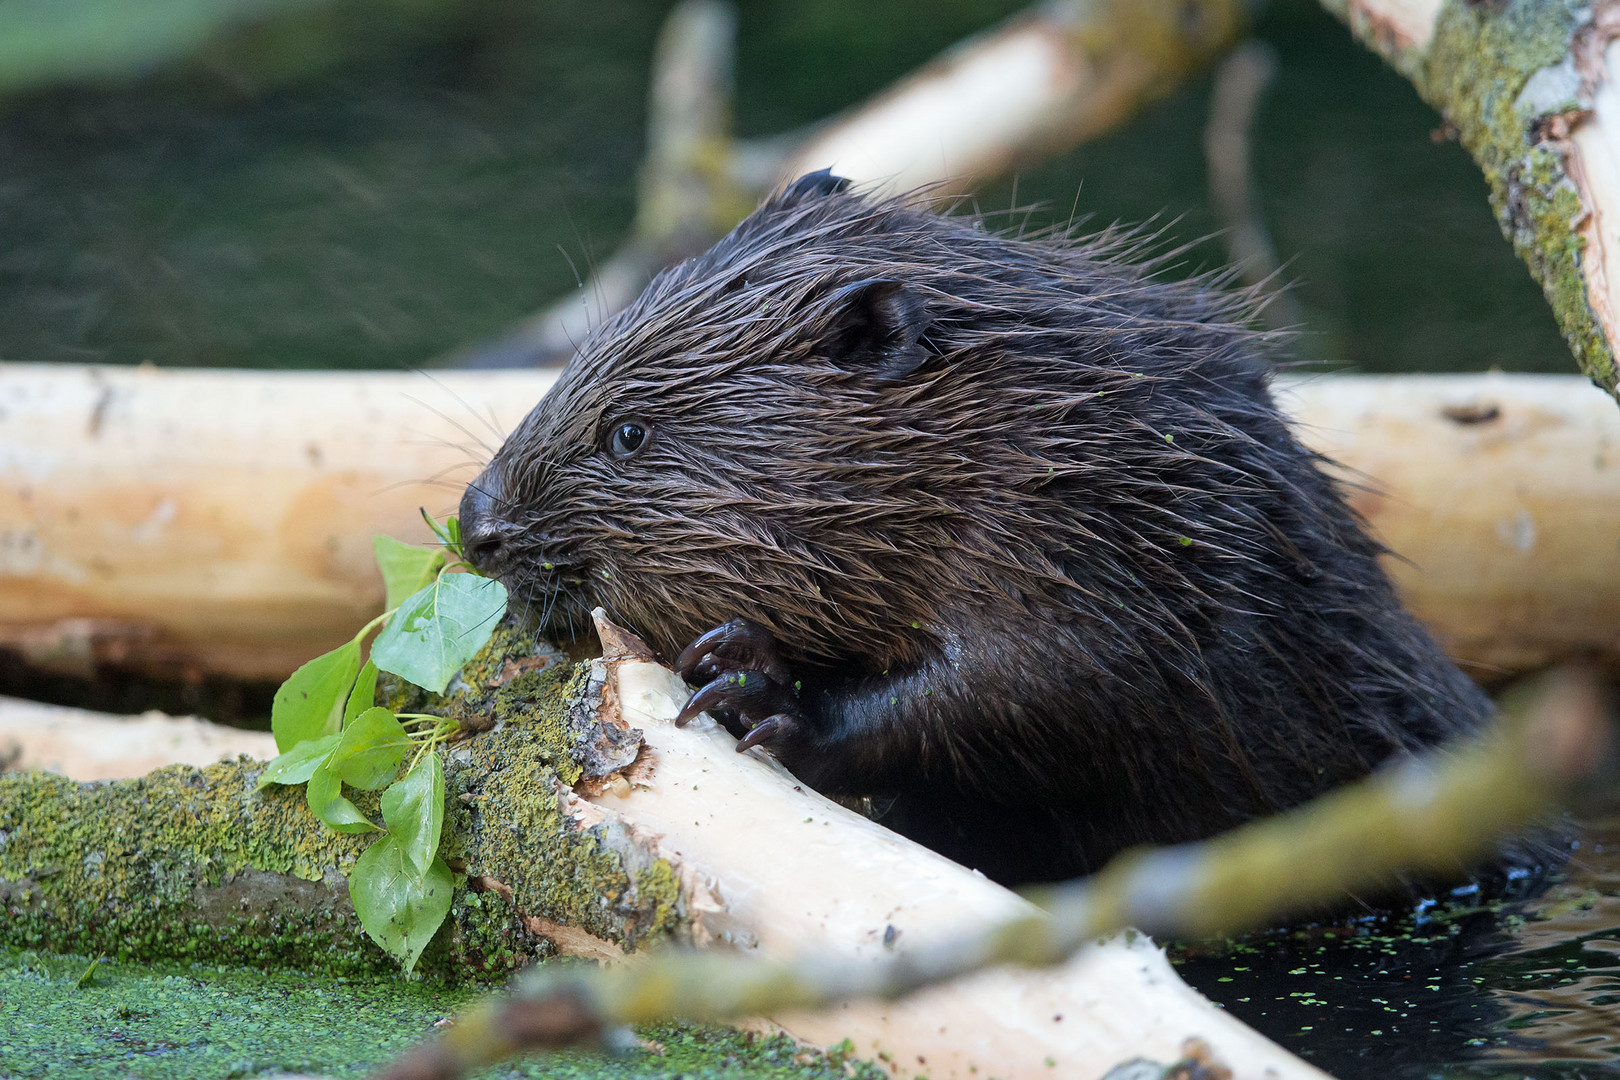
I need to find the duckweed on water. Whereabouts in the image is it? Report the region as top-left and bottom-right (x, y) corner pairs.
(0, 947), (888, 1080)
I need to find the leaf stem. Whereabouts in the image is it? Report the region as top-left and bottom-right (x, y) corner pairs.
(351, 608), (396, 646)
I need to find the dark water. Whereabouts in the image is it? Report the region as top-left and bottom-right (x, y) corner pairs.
(0, 0), (1579, 375)
(1173, 817), (1620, 1079)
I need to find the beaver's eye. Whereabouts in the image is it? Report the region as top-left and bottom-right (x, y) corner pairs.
(609, 420), (649, 459)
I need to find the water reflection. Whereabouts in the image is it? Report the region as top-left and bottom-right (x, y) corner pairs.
(1478, 819), (1620, 1068)
(1171, 817), (1620, 1080)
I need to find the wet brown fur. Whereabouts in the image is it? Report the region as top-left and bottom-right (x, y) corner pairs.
(462, 177), (1495, 884)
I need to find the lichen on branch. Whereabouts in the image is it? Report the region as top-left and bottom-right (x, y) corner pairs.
(0, 627), (678, 980)
(1322, 0), (1620, 398)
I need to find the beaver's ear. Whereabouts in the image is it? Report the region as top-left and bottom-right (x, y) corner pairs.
(781, 168), (851, 202)
(823, 278), (932, 381)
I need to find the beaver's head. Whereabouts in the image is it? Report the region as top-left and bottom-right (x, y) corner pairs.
(460, 171), (1271, 668)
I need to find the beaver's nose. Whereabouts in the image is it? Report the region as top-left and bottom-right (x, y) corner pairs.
(458, 475), (509, 576)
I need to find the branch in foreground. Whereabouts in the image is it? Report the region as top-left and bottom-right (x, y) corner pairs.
(369, 666), (1615, 1080)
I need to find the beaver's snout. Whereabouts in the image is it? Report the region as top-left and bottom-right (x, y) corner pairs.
(458, 474), (513, 578)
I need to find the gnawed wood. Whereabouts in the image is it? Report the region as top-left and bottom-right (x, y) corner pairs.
(1278, 373), (1620, 676)
(581, 618), (1326, 1080)
(2, 617), (1326, 1080)
(0, 364), (545, 680)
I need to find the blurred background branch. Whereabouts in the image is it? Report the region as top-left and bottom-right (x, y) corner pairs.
(1204, 40), (1305, 330)
(0, 0), (1592, 378)
(451, 0), (1248, 368)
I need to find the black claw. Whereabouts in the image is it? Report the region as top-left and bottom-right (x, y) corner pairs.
(675, 624), (730, 681)
(675, 675), (734, 727)
(736, 713), (798, 753)
(676, 618), (793, 687)
(676, 669), (798, 727)
(675, 618), (806, 753)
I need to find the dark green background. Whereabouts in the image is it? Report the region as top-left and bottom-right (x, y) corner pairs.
(0, 0), (1576, 373)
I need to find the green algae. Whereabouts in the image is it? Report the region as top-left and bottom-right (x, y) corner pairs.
(1324, 0), (1620, 397)
(0, 946), (886, 1080)
(0, 628), (679, 980)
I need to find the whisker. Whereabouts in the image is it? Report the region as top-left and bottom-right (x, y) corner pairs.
(371, 477), (479, 496)
(408, 366), (507, 440)
(399, 432), (490, 456)
(402, 394), (498, 457)
(557, 243), (586, 292)
(539, 579), (561, 630)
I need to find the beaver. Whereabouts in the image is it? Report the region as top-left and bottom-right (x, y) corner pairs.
(458, 169), (1495, 885)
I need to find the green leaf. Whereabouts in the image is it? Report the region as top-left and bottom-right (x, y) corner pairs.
(373, 535), (447, 611)
(256, 733), (340, 789)
(343, 659), (379, 727)
(420, 508), (454, 548)
(307, 765), (381, 834)
(370, 574), (508, 694)
(329, 707), (410, 790)
(381, 751), (444, 876)
(271, 641), (361, 753)
(349, 837), (454, 974)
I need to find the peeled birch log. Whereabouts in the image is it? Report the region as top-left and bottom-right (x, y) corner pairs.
(1318, 0), (1620, 397)
(2, 364), (1616, 682)
(0, 695), (275, 779)
(0, 365), (546, 680)
(568, 623), (1328, 1080)
(1277, 373), (1620, 676)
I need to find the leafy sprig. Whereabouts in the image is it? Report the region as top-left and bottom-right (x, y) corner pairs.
(258, 510), (507, 973)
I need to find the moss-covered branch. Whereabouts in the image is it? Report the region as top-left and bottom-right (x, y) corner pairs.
(1321, 0), (1620, 398)
(0, 633), (679, 980)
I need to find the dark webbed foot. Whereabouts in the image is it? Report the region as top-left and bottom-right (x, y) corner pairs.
(675, 618), (803, 753)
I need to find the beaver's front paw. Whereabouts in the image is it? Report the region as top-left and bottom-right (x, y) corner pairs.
(675, 618), (803, 753)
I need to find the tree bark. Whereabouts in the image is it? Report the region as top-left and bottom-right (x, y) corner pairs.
(0, 646), (676, 979)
